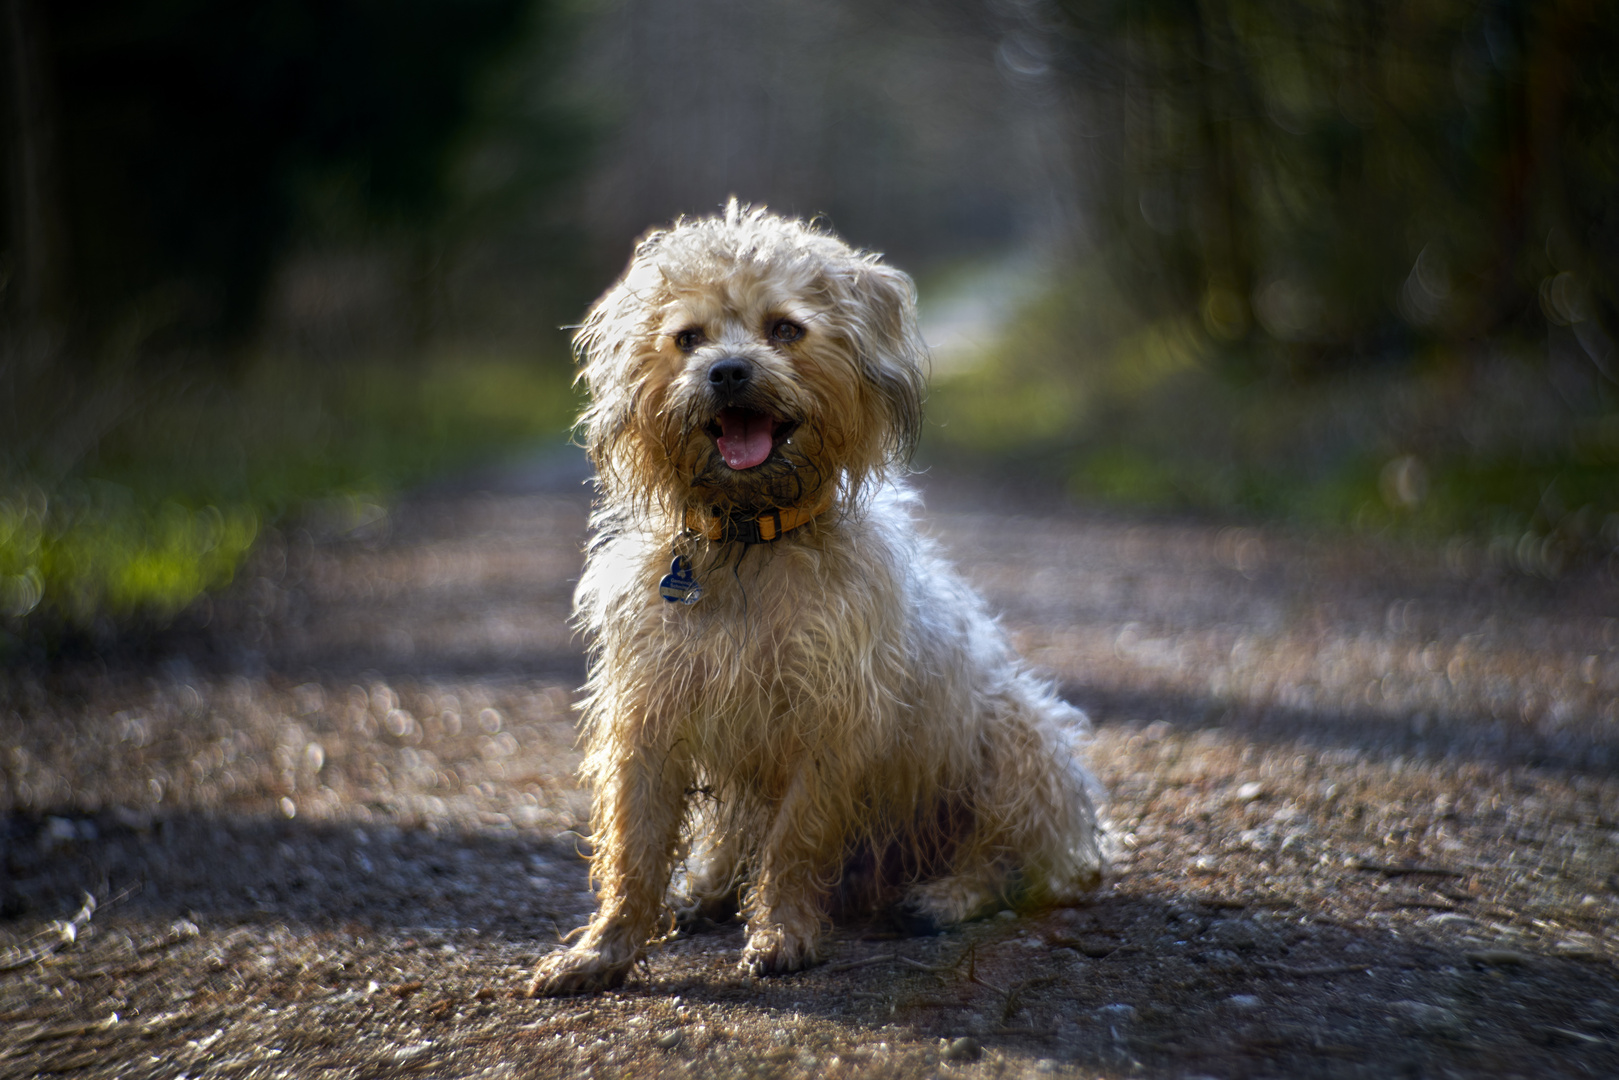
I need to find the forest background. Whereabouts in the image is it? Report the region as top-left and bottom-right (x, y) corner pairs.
(2, 0), (1616, 653)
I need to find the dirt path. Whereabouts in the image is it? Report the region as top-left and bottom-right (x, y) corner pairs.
(3, 454), (1617, 1079)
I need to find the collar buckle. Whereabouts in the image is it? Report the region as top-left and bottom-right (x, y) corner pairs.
(683, 492), (831, 545)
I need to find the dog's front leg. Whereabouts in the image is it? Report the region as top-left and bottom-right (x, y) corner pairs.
(527, 738), (689, 995)
(739, 758), (848, 977)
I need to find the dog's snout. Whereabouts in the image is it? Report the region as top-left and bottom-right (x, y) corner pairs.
(706, 357), (753, 395)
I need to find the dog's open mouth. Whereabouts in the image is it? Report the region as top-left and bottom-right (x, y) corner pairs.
(706, 407), (797, 471)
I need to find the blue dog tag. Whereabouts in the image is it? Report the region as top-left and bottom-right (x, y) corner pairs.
(659, 554), (702, 604)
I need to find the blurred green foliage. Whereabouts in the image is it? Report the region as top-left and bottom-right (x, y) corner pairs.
(926, 264), (1619, 575)
(0, 491), (258, 630)
(1055, 0), (1619, 373)
(0, 0), (588, 654)
(0, 350), (579, 651)
(916, 0), (1619, 572)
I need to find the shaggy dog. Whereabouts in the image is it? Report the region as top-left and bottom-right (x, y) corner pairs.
(529, 202), (1102, 995)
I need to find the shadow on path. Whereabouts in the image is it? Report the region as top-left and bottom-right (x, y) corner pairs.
(1068, 683), (1619, 777)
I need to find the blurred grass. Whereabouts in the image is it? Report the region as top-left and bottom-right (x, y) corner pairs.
(1, 349), (579, 652)
(924, 267), (1619, 577)
(10, 256), (1613, 657)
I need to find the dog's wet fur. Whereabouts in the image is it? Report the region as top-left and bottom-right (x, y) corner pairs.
(528, 202), (1103, 994)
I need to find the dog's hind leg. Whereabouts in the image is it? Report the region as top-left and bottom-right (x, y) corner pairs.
(896, 860), (1010, 932)
(971, 688), (1104, 909)
(671, 806), (745, 929)
(901, 688), (1103, 932)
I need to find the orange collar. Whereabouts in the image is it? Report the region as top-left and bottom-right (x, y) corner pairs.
(682, 490), (835, 544)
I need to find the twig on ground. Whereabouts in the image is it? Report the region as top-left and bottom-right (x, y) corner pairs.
(961, 942), (1007, 996)
(16, 1011), (120, 1044)
(971, 972), (1009, 998)
(1545, 1026), (1612, 1047)
(0, 892), (98, 972)
(897, 956), (957, 976)
(825, 954), (899, 973)
(1354, 861), (1463, 878)
(999, 974), (1060, 1025)
(893, 944), (1006, 995)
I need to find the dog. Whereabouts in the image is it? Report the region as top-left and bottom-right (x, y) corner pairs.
(528, 201), (1103, 995)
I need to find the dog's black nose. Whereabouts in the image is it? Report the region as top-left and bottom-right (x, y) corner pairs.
(706, 357), (753, 394)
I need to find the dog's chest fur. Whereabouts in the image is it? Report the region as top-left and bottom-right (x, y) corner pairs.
(576, 487), (964, 792)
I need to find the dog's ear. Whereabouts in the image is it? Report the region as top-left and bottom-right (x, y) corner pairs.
(572, 276), (649, 494)
(570, 225), (687, 502)
(852, 261), (928, 467)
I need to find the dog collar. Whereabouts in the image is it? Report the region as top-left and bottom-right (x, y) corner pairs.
(682, 490), (834, 545)
(661, 491), (835, 604)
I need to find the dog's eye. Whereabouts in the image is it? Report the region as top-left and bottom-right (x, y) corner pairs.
(674, 328), (704, 351)
(769, 319), (804, 344)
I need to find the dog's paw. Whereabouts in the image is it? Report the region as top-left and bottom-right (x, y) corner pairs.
(900, 875), (1003, 928)
(738, 924), (820, 977)
(526, 946), (633, 996)
(891, 898), (948, 938)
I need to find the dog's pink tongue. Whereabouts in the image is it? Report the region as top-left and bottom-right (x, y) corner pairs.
(715, 408), (774, 470)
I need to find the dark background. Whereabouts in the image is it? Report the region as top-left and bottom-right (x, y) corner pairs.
(2, 0), (1617, 647)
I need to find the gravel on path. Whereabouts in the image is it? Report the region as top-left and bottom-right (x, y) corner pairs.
(3, 455), (1616, 1079)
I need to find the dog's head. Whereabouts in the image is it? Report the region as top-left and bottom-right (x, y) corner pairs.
(575, 201), (927, 517)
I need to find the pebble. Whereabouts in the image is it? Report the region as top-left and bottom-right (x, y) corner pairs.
(39, 817), (81, 851)
(1386, 1000), (1467, 1038)
(387, 1043), (432, 1064)
(1208, 921), (1257, 950)
(654, 1030), (683, 1049)
(1553, 938), (1598, 958)
(1423, 912), (1473, 927)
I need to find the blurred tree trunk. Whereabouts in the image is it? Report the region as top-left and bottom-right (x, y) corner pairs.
(4, 0), (65, 333)
(1055, 0), (1619, 374)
